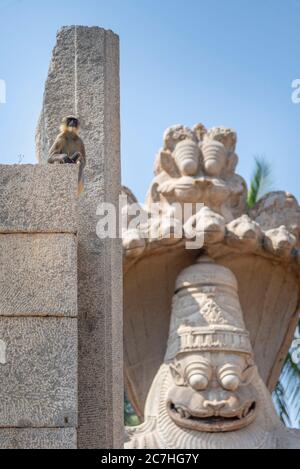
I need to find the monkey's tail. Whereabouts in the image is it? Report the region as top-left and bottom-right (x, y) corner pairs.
(77, 165), (84, 196)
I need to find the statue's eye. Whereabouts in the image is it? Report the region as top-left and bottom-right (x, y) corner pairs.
(185, 362), (212, 391)
(220, 373), (240, 392)
(188, 373), (209, 391)
(218, 364), (243, 391)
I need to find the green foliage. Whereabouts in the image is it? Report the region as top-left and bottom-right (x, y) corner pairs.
(247, 157), (299, 428)
(124, 394), (140, 427)
(247, 157), (272, 209)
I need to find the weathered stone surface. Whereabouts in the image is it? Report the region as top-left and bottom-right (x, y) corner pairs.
(123, 126), (300, 426)
(218, 254), (299, 390)
(0, 428), (77, 449)
(0, 234), (77, 317)
(124, 248), (199, 416)
(36, 26), (123, 449)
(124, 121), (300, 448)
(76, 26), (123, 450)
(226, 215), (263, 251)
(0, 165), (78, 233)
(146, 124), (247, 223)
(250, 191), (300, 240)
(126, 256), (300, 449)
(36, 26), (78, 163)
(264, 226), (297, 258)
(0, 318), (77, 427)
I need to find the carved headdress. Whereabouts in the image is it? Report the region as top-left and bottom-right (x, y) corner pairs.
(165, 256), (253, 362)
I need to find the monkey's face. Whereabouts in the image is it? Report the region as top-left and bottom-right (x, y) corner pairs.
(61, 116), (80, 134)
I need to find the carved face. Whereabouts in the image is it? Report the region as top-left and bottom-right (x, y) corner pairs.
(167, 352), (258, 433)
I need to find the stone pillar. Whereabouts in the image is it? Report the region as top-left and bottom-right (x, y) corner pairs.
(0, 165), (78, 449)
(36, 26), (123, 449)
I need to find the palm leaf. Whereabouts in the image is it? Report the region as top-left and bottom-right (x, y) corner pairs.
(247, 156), (272, 209)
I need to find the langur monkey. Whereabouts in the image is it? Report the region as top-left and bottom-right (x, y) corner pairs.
(48, 116), (86, 194)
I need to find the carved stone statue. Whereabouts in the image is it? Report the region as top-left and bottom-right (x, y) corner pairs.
(147, 125), (247, 223)
(123, 123), (300, 449)
(126, 257), (300, 449)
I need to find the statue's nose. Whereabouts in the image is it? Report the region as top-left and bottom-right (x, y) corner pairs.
(203, 400), (226, 411)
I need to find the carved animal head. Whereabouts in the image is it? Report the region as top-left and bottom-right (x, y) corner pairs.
(155, 124), (238, 180)
(167, 351), (258, 433)
(126, 362), (283, 449)
(148, 124), (247, 222)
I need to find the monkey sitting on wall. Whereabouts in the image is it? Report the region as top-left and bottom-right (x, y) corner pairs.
(48, 116), (86, 194)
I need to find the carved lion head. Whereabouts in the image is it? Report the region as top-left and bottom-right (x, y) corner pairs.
(167, 351), (258, 433)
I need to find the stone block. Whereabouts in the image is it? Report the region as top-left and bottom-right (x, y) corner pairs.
(0, 165), (78, 234)
(0, 233), (77, 317)
(0, 318), (77, 428)
(0, 428), (77, 449)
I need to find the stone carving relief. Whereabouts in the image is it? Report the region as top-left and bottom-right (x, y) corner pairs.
(250, 191), (300, 243)
(147, 125), (247, 223)
(126, 258), (300, 449)
(126, 364), (300, 449)
(164, 257), (257, 435)
(123, 125), (300, 263)
(123, 123), (300, 449)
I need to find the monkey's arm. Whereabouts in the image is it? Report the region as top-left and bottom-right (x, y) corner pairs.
(68, 139), (86, 166)
(48, 135), (68, 164)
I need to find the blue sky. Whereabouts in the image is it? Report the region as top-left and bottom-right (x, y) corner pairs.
(0, 0), (299, 202)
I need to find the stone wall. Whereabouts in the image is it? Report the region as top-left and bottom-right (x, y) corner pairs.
(36, 26), (123, 449)
(0, 165), (78, 449)
(0, 25), (123, 449)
